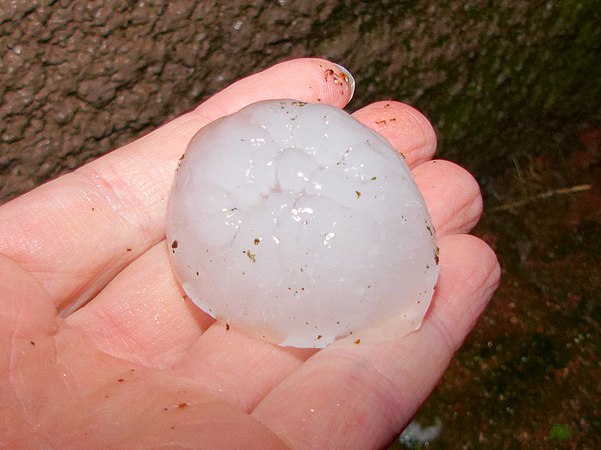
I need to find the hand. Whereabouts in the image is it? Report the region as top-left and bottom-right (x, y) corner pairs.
(0, 59), (500, 448)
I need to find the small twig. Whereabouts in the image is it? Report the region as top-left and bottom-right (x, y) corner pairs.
(489, 184), (593, 212)
(581, 314), (601, 334)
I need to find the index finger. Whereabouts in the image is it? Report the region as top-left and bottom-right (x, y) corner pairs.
(0, 59), (355, 313)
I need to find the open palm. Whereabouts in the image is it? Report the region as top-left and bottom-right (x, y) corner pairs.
(0, 59), (499, 449)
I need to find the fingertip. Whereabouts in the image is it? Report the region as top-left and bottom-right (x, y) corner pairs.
(299, 58), (355, 107)
(413, 159), (484, 236)
(439, 233), (500, 287)
(352, 100), (437, 166)
(332, 63), (355, 102)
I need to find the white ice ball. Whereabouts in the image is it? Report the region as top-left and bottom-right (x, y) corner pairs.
(166, 100), (438, 348)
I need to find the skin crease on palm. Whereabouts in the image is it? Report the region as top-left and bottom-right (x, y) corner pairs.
(0, 59), (500, 448)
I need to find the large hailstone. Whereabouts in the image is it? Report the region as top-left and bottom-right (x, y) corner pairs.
(166, 100), (438, 348)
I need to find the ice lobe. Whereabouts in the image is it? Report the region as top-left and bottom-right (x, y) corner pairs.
(166, 100), (438, 348)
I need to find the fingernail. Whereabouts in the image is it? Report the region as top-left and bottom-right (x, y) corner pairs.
(334, 63), (355, 101)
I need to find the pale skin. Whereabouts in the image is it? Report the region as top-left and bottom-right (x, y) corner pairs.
(0, 59), (500, 448)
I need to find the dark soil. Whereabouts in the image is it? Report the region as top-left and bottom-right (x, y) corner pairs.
(1, 1), (600, 448)
(393, 128), (601, 449)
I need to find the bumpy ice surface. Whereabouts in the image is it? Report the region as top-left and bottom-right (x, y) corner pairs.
(166, 100), (438, 347)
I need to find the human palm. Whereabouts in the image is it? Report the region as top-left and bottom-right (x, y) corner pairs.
(0, 59), (499, 448)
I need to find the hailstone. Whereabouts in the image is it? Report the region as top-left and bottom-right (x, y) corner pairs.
(166, 99), (438, 348)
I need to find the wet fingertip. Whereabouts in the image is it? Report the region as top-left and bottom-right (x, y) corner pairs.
(332, 63), (355, 102)
(414, 160), (484, 236)
(312, 59), (355, 106)
(353, 101), (437, 166)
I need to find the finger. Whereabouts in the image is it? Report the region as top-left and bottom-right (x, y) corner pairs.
(198, 59), (354, 115)
(0, 58), (354, 312)
(66, 242), (213, 368)
(352, 100), (437, 168)
(252, 234), (500, 449)
(413, 159), (483, 237)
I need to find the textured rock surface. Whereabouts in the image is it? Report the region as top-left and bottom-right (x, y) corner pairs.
(1, 0), (600, 202)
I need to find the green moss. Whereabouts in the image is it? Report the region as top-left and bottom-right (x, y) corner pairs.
(549, 423), (572, 440)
